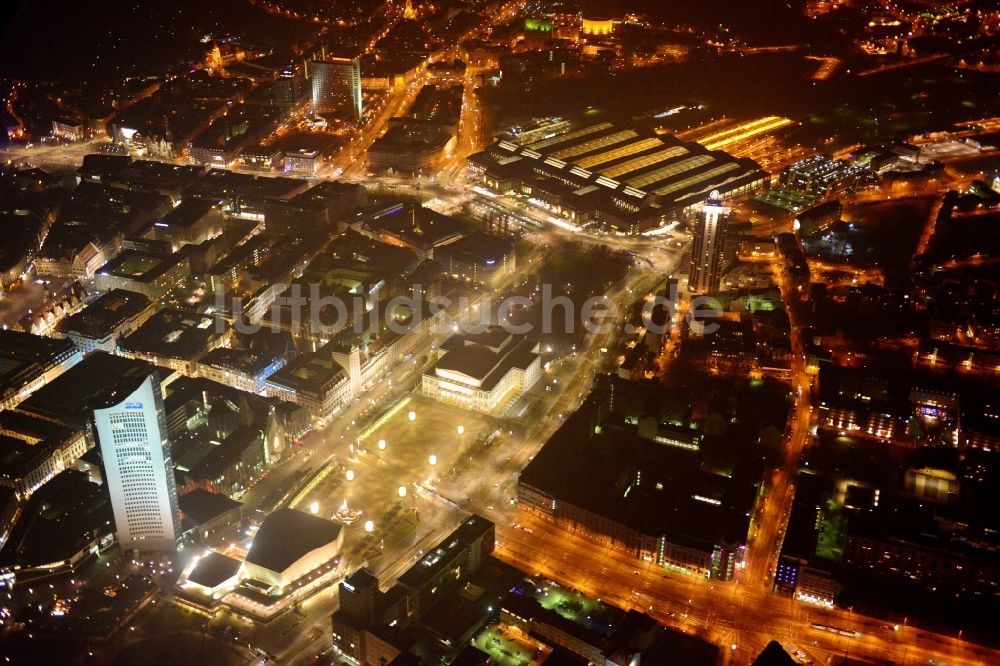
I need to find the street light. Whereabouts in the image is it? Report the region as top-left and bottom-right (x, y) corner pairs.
(310, 501), (319, 514)
(346, 469), (355, 481)
(408, 410), (416, 422)
(363, 520), (374, 533)
(457, 425), (464, 436)
(377, 439), (386, 450)
(428, 454), (437, 466)
(398, 486), (407, 497)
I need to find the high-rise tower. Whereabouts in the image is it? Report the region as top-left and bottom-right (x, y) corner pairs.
(310, 57), (363, 122)
(688, 191), (729, 294)
(91, 363), (180, 552)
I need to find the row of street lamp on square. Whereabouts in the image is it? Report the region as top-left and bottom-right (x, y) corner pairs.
(307, 412), (464, 537)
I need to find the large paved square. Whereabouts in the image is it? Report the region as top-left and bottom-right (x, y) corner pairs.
(291, 394), (497, 569)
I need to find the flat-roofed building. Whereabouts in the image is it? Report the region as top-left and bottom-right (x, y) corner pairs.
(780, 154), (870, 196)
(242, 508), (343, 589)
(107, 160), (206, 203)
(422, 328), (541, 416)
(395, 515), (494, 616)
(153, 198), (225, 250)
(793, 199), (842, 237)
(469, 121), (767, 233)
(93, 249), (190, 300)
(310, 57), (362, 121)
(181, 550), (242, 597)
(0, 470), (114, 583)
(239, 144), (283, 171)
(276, 132), (340, 176)
(356, 203), (467, 258)
(434, 231), (515, 287)
(178, 487), (243, 546)
(58, 289), (155, 354)
(264, 342), (351, 418)
(0, 411), (89, 499)
(261, 180), (367, 236)
(117, 308), (231, 376)
(198, 347), (286, 394)
(517, 377), (759, 580)
(0, 330), (82, 412)
(368, 121), (455, 175)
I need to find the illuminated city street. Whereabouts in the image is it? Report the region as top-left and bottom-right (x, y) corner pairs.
(2, 0), (1000, 664)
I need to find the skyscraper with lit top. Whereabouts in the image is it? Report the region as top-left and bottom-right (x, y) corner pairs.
(688, 191), (729, 294)
(90, 358), (180, 552)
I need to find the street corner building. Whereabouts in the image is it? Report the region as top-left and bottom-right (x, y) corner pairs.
(421, 327), (542, 416)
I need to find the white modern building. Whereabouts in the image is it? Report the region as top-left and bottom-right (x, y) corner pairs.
(241, 508), (343, 590)
(93, 369), (181, 552)
(422, 328), (542, 416)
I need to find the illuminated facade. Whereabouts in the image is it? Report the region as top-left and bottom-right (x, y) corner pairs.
(311, 58), (363, 121)
(469, 121), (767, 233)
(93, 369), (181, 552)
(688, 194), (728, 294)
(581, 17), (613, 36)
(422, 329), (541, 416)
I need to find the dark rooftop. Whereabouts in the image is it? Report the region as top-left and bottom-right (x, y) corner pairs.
(0, 470), (112, 571)
(245, 508), (342, 574)
(265, 340), (348, 396)
(17, 352), (158, 426)
(158, 197), (221, 229)
(343, 567), (380, 591)
(0, 330), (79, 401)
(397, 514), (493, 591)
(109, 160), (206, 195)
(271, 130), (339, 156)
(450, 645), (491, 666)
(187, 551), (242, 589)
(432, 331), (538, 391)
(178, 488), (242, 526)
(58, 289), (151, 341)
(183, 168), (306, 201)
(363, 203), (468, 250)
(0, 329), (78, 367)
(77, 153), (131, 179)
(519, 378), (762, 551)
(434, 230), (513, 265)
(199, 346), (284, 377)
(96, 248), (184, 283)
(752, 641), (797, 666)
(0, 212), (41, 274)
(118, 308), (228, 362)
